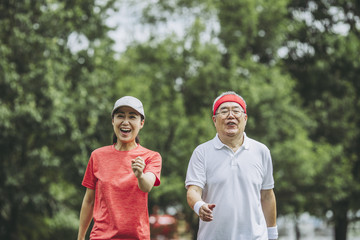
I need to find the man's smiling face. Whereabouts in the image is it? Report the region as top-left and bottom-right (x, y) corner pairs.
(212, 102), (247, 138)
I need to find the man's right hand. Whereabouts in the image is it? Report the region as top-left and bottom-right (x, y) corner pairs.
(199, 203), (216, 222)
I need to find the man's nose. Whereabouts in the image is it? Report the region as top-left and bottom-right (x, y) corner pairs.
(227, 110), (236, 118)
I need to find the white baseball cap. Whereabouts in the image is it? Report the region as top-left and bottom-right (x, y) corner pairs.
(111, 96), (145, 118)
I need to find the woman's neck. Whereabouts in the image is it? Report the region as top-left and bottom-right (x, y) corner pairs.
(115, 141), (137, 151)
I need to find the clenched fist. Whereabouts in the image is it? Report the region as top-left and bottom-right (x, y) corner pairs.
(131, 156), (146, 178)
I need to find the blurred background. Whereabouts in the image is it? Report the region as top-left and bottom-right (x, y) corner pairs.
(1, 0), (360, 239)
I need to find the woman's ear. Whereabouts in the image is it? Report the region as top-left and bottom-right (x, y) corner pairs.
(140, 119), (145, 129)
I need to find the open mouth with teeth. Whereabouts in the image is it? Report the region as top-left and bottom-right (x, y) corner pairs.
(120, 128), (131, 133)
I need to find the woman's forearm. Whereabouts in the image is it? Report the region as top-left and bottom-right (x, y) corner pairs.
(137, 172), (156, 192)
(77, 188), (95, 240)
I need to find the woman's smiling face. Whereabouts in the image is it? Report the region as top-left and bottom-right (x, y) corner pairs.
(112, 106), (144, 144)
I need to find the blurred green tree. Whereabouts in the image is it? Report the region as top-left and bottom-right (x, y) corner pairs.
(282, 1), (360, 239)
(0, 0), (117, 239)
(118, 0), (330, 238)
(2, 0), (358, 240)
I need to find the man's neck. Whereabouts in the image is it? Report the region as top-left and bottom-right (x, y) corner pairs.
(218, 133), (244, 153)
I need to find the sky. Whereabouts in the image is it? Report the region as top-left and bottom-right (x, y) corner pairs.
(68, 1), (219, 54)
(67, 1), (353, 57)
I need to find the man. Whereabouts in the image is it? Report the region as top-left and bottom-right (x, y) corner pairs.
(185, 91), (278, 240)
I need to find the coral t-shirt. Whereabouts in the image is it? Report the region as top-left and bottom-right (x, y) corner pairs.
(82, 144), (162, 240)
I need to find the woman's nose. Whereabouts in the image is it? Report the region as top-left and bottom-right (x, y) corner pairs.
(122, 118), (130, 124)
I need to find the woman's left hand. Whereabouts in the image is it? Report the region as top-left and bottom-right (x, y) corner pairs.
(131, 156), (146, 178)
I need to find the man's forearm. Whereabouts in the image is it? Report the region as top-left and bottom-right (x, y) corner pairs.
(187, 185), (203, 209)
(261, 189), (277, 227)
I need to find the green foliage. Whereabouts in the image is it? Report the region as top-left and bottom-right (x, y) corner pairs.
(217, 0), (290, 63)
(2, 0), (360, 239)
(282, 0), (360, 238)
(125, 1), (360, 239)
(113, 2), (325, 238)
(0, 0), (117, 239)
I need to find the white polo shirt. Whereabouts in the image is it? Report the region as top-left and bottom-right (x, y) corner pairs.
(185, 133), (274, 240)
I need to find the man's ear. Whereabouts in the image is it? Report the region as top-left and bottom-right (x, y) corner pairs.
(212, 115), (217, 125)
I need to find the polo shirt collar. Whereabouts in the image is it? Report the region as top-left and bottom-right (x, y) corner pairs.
(214, 132), (250, 150)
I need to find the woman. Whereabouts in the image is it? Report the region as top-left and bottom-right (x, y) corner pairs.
(77, 96), (162, 240)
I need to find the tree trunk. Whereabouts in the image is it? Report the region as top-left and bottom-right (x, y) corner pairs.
(333, 200), (349, 240)
(294, 215), (300, 240)
(295, 221), (300, 240)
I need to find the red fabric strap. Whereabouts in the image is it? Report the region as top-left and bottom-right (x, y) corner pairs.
(213, 94), (246, 115)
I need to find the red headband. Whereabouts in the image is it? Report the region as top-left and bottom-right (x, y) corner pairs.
(213, 94), (246, 115)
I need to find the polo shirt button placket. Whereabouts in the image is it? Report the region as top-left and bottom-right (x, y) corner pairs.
(233, 148), (243, 167)
(231, 152), (237, 167)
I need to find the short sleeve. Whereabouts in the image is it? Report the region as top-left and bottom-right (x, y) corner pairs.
(261, 148), (274, 190)
(144, 152), (162, 186)
(185, 146), (206, 189)
(82, 153), (97, 189)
